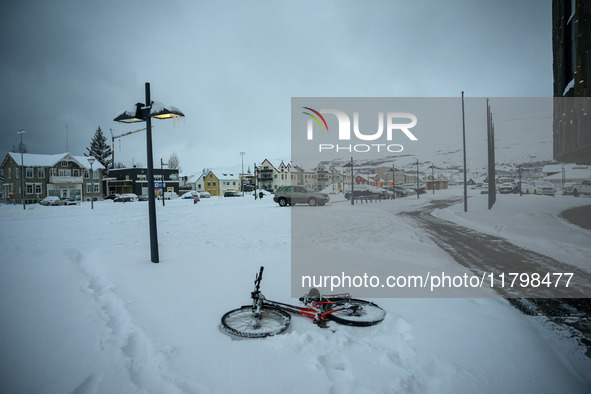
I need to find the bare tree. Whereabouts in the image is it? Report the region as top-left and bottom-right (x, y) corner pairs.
(168, 152), (181, 172)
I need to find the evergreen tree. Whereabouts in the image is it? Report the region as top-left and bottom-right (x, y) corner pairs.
(85, 127), (112, 169)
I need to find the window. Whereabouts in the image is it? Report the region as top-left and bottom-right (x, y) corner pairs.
(213, 182), (216, 187)
(35, 184), (42, 195)
(170, 174), (178, 181)
(8, 167), (11, 179)
(59, 169), (71, 177)
(93, 170), (98, 179)
(86, 183), (93, 193)
(138, 174), (146, 181)
(26, 184), (33, 195)
(84, 170), (89, 178)
(37, 168), (45, 178)
(61, 160), (68, 167)
(155, 175), (163, 181)
(94, 184), (100, 193)
(16, 167), (19, 179)
(51, 168), (57, 176)
(26, 167), (34, 178)
(73, 169), (80, 177)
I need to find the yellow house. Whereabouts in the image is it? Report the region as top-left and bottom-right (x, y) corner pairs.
(204, 171), (220, 196)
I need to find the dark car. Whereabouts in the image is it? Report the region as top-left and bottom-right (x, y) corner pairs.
(224, 191), (241, 197)
(274, 186), (330, 206)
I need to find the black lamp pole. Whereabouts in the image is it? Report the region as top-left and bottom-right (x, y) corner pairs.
(144, 83), (159, 263)
(161, 158), (165, 207)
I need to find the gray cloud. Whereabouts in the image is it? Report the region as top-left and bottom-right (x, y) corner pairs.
(0, 0), (552, 174)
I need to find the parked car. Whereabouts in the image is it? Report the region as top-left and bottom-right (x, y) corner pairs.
(572, 180), (591, 197)
(40, 196), (62, 206)
(274, 186), (329, 206)
(138, 195), (149, 201)
(224, 191), (241, 197)
(181, 191), (199, 199)
(114, 193), (138, 202)
(497, 183), (514, 194)
(104, 194), (120, 200)
(62, 197), (78, 206)
(525, 181), (556, 196)
(158, 191), (178, 200)
(199, 191), (211, 198)
(561, 182), (577, 195)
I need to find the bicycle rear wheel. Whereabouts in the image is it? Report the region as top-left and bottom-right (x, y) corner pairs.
(221, 305), (291, 338)
(326, 299), (385, 327)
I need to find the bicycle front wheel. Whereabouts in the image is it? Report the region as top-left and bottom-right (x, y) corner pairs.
(326, 299), (385, 327)
(221, 306), (291, 338)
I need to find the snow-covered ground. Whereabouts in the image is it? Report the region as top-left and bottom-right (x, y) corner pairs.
(1, 189), (590, 393)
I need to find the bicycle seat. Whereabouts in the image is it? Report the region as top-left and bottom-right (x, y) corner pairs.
(307, 288), (321, 300)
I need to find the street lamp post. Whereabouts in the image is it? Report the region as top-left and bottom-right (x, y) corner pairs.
(254, 162), (258, 200)
(88, 157), (95, 209)
(114, 82), (184, 263)
(416, 158), (420, 199)
(161, 158), (166, 207)
(240, 152), (245, 196)
(431, 165), (435, 194)
(392, 163), (396, 200)
(17, 129), (25, 210)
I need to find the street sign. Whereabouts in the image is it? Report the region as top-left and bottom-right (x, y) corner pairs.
(155, 182), (162, 188)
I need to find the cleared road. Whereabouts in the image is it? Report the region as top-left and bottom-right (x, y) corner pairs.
(401, 198), (591, 357)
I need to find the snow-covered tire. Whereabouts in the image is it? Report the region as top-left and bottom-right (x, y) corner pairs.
(308, 198), (318, 206)
(221, 306), (291, 338)
(278, 197), (288, 207)
(326, 299), (385, 327)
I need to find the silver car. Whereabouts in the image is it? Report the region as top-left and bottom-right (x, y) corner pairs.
(525, 181), (556, 196)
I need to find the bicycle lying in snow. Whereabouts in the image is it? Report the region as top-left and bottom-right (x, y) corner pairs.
(221, 267), (385, 338)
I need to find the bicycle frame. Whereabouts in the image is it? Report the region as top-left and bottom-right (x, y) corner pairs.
(250, 267), (357, 327)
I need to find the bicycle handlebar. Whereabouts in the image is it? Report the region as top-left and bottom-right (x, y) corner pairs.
(253, 266), (264, 293)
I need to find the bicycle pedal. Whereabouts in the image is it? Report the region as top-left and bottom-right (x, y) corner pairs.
(314, 319), (329, 329)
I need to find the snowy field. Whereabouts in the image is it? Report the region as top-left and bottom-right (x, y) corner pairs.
(1, 189), (590, 393)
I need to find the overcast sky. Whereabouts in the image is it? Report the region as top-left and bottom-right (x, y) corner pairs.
(0, 0), (552, 175)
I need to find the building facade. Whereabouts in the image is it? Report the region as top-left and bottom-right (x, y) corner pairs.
(105, 167), (179, 197)
(0, 152), (104, 204)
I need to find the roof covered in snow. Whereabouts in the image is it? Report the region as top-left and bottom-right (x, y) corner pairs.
(6, 152), (105, 170)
